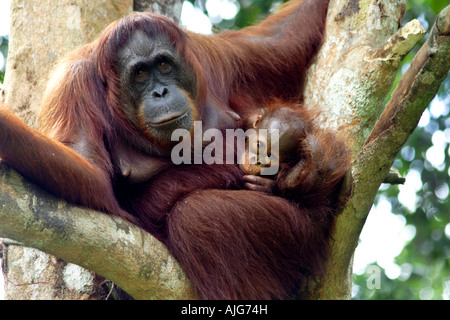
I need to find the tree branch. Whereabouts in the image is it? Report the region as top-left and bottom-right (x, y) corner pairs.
(357, 5), (449, 188)
(0, 163), (196, 300)
(382, 167), (405, 185)
(365, 6), (450, 146)
(343, 3), (449, 222)
(335, 2), (449, 294)
(134, 0), (183, 23)
(303, 4), (449, 300)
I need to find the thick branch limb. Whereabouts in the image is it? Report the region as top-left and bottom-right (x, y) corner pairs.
(345, 3), (449, 251)
(344, 4), (449, 214)
(304, 5), (449, 300)
(337, 2), (449, 273)
(133, 0), (183, 23)
(366, 5), (449, 146)
(382, 167), (405, 185)
(366, 19), (426, 64)
(0, 163), (195, 300)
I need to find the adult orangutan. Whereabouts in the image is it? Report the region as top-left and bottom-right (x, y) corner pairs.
(0, 0), (339, 299)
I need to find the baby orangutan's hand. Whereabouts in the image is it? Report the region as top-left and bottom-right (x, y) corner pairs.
(243, 175), (277, 194)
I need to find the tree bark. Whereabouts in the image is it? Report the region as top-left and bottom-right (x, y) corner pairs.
(302, 2), (449, 299)
(0, 0), (448, 300)
(134, 0), (183, 23)
(2, 0), (134, 128)
(0, 164), (195, 299)
(0, 0), (182, 300)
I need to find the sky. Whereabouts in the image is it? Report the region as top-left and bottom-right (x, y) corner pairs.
(0, 0), (448, 300)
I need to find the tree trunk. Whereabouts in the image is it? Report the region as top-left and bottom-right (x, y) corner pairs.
(302, 1), (449, 299)
(134, 0), (183, 23)
(0, 0), (182, 300)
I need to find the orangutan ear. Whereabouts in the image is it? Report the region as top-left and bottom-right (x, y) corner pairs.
(252, 114), (262, 129)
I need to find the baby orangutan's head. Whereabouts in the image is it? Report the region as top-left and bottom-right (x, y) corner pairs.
(239, 105), (312, 176)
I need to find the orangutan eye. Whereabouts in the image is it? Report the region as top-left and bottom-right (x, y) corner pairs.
(135, 67), (150, 83)
(257, 141), (266, 151)
(158, 61), (172, 74)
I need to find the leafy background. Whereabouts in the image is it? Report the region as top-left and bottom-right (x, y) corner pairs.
(0, 0), (448, 300)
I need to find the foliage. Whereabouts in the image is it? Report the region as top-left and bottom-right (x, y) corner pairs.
(187, 0), (285, 29)
(0, 35), (7, 83)
(232, 0), (283, 28)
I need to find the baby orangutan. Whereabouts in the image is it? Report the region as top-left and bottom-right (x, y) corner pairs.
(240, 104), (350, 213)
